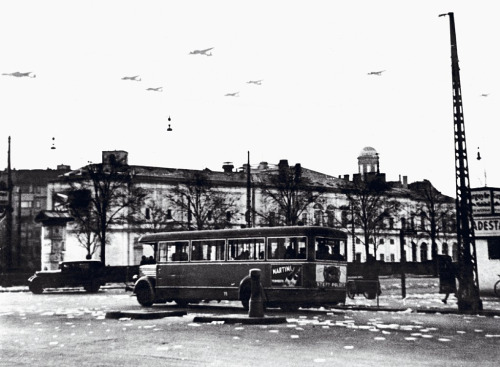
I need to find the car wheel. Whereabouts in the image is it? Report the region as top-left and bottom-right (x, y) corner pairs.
(84, 282), (100, 293)
(29, 279), (43, 294)
(135, 280), (155, 307)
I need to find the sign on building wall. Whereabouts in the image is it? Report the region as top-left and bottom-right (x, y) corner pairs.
(473, 217), (500, 237)
(471, 187), (500, 217)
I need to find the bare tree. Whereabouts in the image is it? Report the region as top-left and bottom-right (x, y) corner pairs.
(166, 171), (240, 230)
(67, 189), (98, 259)
(65, 160), (147, 264)
(257, 162), (325, 226)
(411, 180), (455, 271)
(341, 176), (400, 259)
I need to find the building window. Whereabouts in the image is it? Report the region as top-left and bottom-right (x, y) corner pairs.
(379, 254), (384, 261)
(145, 208), (151, 220)
(420, 213), (426, 231)
(420, 243), (428, 262)
(379, 239), (384, 244)
(389, 217), (394, 229)
(452, 242), (459, 261)
(390, 239), (395, 245)
(487, 238), (500, 260)
(314, 204), (323, 226)
(341, 211), (348, 227)
(356, 238), (361, 244)
(326, 205), (335, 227)
(390, 254), (395, 262)
(21, 201), (32, 208)
(442, 242), (449, 255)
(269, 212), (276, 226)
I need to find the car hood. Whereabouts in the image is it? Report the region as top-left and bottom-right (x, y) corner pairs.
(35, 270), (61, 275)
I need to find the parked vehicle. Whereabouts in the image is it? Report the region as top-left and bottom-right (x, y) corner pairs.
(134, 226), (348, 310)
(28, 260), (106, 294)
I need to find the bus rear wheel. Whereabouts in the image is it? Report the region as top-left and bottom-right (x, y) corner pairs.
(136, 280), (155, 307)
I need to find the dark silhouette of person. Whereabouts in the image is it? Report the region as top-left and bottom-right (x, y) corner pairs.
(316, 244), (331, 260)
(140, 255), (147, 265)
(274, 243), (286, 259)
(438, 255), (456, 304)
(172, 244), (188, 261)
(331, 247), (344, 261)
(285, 245), (296, 259)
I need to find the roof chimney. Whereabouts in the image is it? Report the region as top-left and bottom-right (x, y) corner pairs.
(222, 162), (234, 173)
(258, 161), (269, 170)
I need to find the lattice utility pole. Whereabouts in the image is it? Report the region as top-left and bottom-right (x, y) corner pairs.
(440, 12), (482, 312)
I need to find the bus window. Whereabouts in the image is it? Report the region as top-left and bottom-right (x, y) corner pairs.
(268, 236), (307, 260)
(158, 241), (189, 262)
(228, 238), (265, 260)
(191, 239), (225, 261)
(315, 237), (345, 261)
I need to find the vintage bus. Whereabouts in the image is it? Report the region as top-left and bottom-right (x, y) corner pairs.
(134, 226), (348, 311)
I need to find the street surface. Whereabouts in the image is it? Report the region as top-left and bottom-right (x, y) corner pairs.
(1, 278), (499, 366)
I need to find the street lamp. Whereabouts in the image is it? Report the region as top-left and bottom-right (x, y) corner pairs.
(167, 116), (172, 132)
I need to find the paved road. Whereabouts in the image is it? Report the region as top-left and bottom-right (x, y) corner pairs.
(1, 286), (499, 366)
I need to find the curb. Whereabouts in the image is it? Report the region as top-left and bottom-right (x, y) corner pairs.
(192, 315), (288, 325)
(105, 310), (187, 320)
(332, 305), (500, 317)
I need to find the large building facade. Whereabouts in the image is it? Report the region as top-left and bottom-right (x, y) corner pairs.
(39, 148), (457, 270)
(0, 165), (71, 272)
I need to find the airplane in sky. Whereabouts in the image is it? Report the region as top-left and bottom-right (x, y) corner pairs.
(225, 92), (239, 97)
(122, 75), (141, 81)
(367, 70), (385, 76)
(480, 93), (489, 97)
(246, 80), (263, 85)
(2, 71), (36, 78)
(146, 87), (163, 92)
(189, 47), (214, 56)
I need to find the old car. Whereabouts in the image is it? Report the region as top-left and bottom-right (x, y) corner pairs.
(28, 260), (106, 294)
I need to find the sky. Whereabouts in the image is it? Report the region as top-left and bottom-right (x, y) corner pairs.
(1, 0), (499, 197)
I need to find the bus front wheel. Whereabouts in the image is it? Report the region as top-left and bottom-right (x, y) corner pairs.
(135, 280), (155, 307)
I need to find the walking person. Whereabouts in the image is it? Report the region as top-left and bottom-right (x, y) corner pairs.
(438, 255), (457, 304)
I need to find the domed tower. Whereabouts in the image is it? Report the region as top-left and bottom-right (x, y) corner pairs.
(358, 147), (379, 177)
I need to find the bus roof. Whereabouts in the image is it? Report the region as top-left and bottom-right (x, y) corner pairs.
(138, 226), (347, 243)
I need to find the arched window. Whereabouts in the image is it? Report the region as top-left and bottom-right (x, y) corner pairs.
(442, 242), (449, 255)
(420, 242), (428, 262)
(411, 242), (417, 262)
